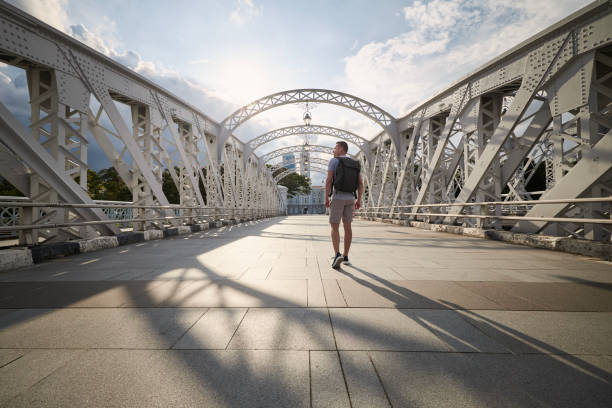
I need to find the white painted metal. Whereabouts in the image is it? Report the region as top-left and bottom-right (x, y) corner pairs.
(0, 101), (119, 242)
(220, 89), (399, 157)
(1, 0), (612, 243)
(261, 145), (335, 164)
(248, 125), (369, 154)
(0, 1), (285, 234)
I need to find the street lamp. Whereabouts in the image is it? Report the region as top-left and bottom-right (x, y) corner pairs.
(303, 102), (312, 126)
(303, 111), (312, 126)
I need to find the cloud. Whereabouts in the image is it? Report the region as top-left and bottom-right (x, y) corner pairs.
(344, 0), (592, 116)
(229, 0), (262, 25)
(0, 65), (31, 123)
(188, 58), (210, 65)
(6, 0), (70, 32)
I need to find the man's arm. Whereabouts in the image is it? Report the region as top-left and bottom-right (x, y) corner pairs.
(355, 174), (364, 209)
(325, 170), (334, 207)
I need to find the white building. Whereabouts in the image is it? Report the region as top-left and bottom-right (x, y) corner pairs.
(287, 186), (325, 215)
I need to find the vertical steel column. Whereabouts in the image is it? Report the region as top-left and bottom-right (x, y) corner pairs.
(178, 122), (198, 224)
(130, 104), (163, 230)
(22, 68), (92, 244)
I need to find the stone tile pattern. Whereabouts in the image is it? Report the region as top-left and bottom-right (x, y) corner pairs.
(0, 216), (611, 407)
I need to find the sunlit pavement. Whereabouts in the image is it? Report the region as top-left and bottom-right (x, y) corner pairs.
(0, 215), (611, 407)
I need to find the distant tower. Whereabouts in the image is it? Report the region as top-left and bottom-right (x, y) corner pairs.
(300, 150), (310, 180)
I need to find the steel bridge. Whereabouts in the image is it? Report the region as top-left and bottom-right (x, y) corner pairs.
(0, 1), (612, 244)
(1, 2), (612, 407)
(1, 1), (612, 246)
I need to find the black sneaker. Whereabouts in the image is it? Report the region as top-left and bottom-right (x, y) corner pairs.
(332, 253), (343, 269)
(343, 256), (350, 265)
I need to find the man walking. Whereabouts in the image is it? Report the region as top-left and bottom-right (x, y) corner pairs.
(325, 141), (363, 269)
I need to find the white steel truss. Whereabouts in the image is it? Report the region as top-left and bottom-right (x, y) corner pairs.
(0, 1), (284, 237)
(220, 88), (400, 158)
(261, 145), (335, 164)
(2, 1), (612, 244)
(248, 125), (369, 153)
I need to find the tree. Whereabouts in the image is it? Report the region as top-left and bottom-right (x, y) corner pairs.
(265, 164), (311, 197)
(85, 169), (104, 199)
(279, 172), (311, 197)
(96, 167), (132, 201)
(162, 168), (180, 204)
(0, 177), (23, 196)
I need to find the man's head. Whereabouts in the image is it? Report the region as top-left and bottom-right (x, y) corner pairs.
(333, 141), (348, 157)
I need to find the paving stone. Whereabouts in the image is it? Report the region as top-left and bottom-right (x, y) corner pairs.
(405, 310), (510, 353)
(339, 351), (391, 408)
(508, 268), (612, 283)
(128, 279), (307, 307)
(268, 266), (321, 280)
(392, 267), (522, 281)
(308, 279), (327, 307)
(239, 266), (271, 279)
(173, 308), (247, 349)
(458, 310), (612, 354)
(123, 280), (203, 306)
(133, 265), (243, 280)
(310, 351), (351, 408)
(0, 281), (165, 308)
(323, 265), (404, 280)
(0, 349), (24, 367)
(370, 352), (612, 408)
(228, 308), (335, 350)
(492, 282), (612, 311)
(396, 281), (503, 309)
(0, 308), (205, 349)
(0, 350), (83, 405)
(455, 282), (546, 310)
(330, 308), (449, 351)
(322, 280), (347, 307)
(336, 279), (442, 308)
(5, 349), (309, 408)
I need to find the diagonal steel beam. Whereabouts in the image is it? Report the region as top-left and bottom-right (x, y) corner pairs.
(0, 101), (119, 235)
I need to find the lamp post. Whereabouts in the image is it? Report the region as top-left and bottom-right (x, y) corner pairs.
(303, 102), (312, 126)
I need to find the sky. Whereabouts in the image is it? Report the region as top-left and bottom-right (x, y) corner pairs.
(0, 0), (592, 184)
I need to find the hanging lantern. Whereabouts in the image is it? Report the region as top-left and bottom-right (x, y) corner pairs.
(303, 111), (312, 126)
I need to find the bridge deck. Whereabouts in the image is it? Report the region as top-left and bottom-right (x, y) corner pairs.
(0, 215), (611, 407)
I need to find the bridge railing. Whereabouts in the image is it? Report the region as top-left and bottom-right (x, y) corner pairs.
(0, 198), (280, 238)
(356, 197), (612, 240)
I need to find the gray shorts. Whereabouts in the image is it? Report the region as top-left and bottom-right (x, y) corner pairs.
(329, 198), (355, 224)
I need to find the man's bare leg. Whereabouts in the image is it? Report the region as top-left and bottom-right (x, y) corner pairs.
(331, 223), (340, 254)
(343, 221), (352, 257)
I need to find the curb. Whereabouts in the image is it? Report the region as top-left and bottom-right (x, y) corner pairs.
(358, 216), (612, 261)
(0, 216), (273, 271)
(0, 248), (34, 271)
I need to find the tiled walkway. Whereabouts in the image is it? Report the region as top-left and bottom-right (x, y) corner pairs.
(0, 216), (611, 407)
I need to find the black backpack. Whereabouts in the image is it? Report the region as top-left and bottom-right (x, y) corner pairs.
(332, 157), (361, 197)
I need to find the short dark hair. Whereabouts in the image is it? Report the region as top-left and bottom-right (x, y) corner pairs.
(336, 141), (348, 153)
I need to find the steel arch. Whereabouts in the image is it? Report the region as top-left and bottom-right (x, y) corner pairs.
(248, 125), (369, 152)
(270, 157), (330, 171)
(262, 145), (336, 163)
(221, 89), (396, 133)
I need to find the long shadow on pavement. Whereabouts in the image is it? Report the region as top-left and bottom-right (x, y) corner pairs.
(0, 216), (611, 406)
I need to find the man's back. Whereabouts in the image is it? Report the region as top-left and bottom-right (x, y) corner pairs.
(328, 156), (358, 200)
